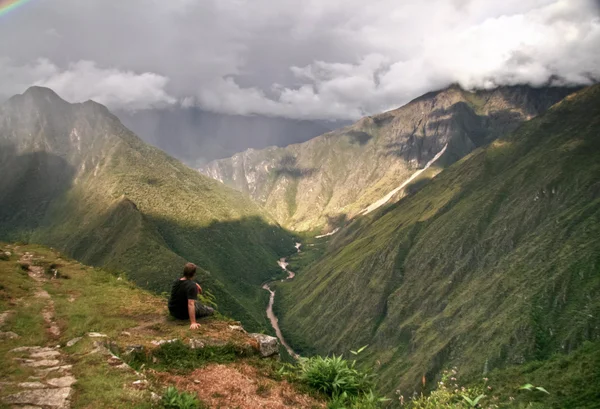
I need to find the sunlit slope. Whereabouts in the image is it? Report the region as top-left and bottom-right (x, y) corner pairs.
(201, 85), (577, 231)
(277, 85), (600, 394)
(0, 87), (295, 330)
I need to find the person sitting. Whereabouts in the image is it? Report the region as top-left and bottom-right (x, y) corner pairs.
(168, 262), (214, 329)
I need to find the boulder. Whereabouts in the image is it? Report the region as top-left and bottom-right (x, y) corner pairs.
(249, 333), (279, 357)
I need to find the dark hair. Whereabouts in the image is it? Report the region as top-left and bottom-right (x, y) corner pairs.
(183, 262), (197, 278)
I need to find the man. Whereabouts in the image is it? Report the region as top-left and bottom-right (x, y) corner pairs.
(168, 262), (214, 329)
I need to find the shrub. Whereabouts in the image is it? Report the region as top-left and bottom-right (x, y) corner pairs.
(162, 386), (206, 409)
(281, 346), (388, 408)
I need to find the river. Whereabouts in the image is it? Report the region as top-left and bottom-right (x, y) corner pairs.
(261, 244), (301, 359)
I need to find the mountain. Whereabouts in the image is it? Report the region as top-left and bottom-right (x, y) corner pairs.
(117, 107), (341, 166)
(200, 85), (578, 232)
(0, 86), (296, 331)
(276, 84), (600, 399)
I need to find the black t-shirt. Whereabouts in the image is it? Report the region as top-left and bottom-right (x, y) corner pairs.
(168, 279), (198, 319)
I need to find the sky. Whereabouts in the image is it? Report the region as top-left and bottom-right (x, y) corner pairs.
(1, 0), (599, 120)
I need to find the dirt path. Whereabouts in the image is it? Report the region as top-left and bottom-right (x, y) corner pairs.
(262, 257), (300, 359)
(0, 251), (75, 409)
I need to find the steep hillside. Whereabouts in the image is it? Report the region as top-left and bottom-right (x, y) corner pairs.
(0, 87), (296, 331)
(200, 85), (577, 231)
(0, 244), (325, 409)
(276, 84), (600, 398)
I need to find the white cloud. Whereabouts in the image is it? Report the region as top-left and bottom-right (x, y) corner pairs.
(1, 0), (598, 120)
(0, 59), (176, 111)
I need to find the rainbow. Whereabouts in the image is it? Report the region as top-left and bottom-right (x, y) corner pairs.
(0, 0), (33, 17)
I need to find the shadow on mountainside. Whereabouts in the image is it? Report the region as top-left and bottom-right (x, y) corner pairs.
(0, 143), (76, 241)
(271, 155), (316, 179)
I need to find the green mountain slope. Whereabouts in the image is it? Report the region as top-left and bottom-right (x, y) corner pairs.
(0, 87), (295, 331)
(200, 85), (577, 231)
(276, 85), (600, 397)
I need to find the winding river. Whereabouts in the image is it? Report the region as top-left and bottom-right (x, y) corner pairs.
(262, 243), (301, 359)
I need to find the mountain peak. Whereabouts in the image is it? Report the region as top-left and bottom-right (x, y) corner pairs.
(22, 86), (65, 101)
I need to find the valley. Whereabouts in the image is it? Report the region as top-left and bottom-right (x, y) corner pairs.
(1, 83), (598, 409)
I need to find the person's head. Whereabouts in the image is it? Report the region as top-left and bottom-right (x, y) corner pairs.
(183, 262), (197, 279)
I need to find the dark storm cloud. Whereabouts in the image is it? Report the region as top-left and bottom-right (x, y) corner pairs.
(1, 0), (598, 119)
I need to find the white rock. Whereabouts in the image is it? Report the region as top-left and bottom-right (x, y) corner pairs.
(228, 325), (246, 333)
(35, 365), (72, 376)
(65, 337), (82, 347)
(30, 350), (61, 359)
(151, 339), (177, 346)
(24, 359), (61, 368)
(46, 376), (77, 388)
(87, 332), (108, 338)
(189, 339), (205, 349)
(10, 346), (42, 353)
(249, 333), (279, 357)
(18, 382), (46, 389)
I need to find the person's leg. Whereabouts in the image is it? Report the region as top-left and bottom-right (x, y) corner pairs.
(194, 301), (215, 318)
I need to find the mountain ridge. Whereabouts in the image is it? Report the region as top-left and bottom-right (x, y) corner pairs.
(200, 84), (579, 231)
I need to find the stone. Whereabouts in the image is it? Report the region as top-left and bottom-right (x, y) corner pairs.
(123, 345), (144, 356)
(189, 339), (205, 349)
(151, 339), (177, 346)
(35, 365), (72, 376)
(46, 376), (77, 388)
(17, 382), (46, 389)
(249, 333), (279, 357)
(30, 351), (61, 359)
(131, 380), (148, 390)
(65, 337), (82, 347)
(150, 392), (161, 402)
(228, 325), (246, 333)
(2, 387), (72, 407)
(120, 331), (132, 337)
(87, 332), (107, 338)
(10, 346), (42, 353)
(24, 360), (61, 368)
(0, 331), (20, 340)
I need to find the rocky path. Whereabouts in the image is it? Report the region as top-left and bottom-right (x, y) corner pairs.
(1, 251), (75, 409)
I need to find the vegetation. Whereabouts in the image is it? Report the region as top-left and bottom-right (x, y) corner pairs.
(162, 386), (207, 409)
(277, 347), (389, 409)
(277, 84), (600, 404)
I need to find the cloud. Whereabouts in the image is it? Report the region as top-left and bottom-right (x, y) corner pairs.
(0, 59), (176, 111)
(0, 0), (598, 119)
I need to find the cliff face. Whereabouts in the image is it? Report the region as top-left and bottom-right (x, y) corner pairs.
(200, 85), (577, 231)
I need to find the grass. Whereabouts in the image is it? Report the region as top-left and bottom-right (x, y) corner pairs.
(125, 339), (253, 372)
(275, 84), (600, 405)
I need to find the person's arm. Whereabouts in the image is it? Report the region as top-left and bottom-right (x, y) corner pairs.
(188, 299), (200, 329)
(196, 282), (203, 294)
